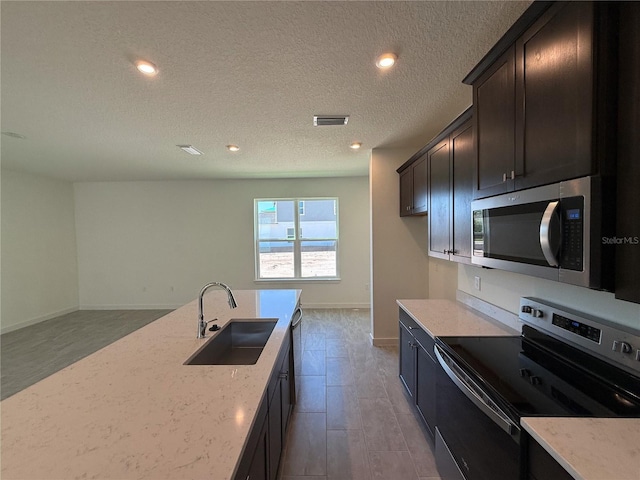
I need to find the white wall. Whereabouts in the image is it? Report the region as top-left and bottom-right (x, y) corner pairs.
(459, 264), (640, 330)
(1, 169), (79, 333)
(370, 148), (430, 344)
(74, 177), (370, 309)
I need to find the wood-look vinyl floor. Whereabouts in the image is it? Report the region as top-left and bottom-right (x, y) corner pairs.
(1, 309), (172, 400)
(279, 308), (441, 480)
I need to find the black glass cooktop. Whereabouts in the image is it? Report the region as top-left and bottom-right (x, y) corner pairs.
(435, 326), (640, 420)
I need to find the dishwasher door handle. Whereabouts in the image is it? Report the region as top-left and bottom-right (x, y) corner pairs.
(291, 307), (303, 329)
(434, 344), (517, 436)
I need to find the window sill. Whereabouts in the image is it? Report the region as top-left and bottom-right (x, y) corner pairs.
(254, 277), (341, 283)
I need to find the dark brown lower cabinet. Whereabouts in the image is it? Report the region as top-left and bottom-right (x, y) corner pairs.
(399, 309), (437, 438)
(268, 376), (283, 480)
(235, 331), (294, 480)
(415, 336), (437, 437)
(526, 435), (573, 480)
(247, 415), (269, 480)
(399, 320), (416, 399)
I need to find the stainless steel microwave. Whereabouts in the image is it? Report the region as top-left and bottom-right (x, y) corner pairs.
(471, 176), (613, 290)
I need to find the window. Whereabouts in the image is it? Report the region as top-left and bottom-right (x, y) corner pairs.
(255, 198), (338, 279)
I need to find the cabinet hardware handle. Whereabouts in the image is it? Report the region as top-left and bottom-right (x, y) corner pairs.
(408, 326), (415, 330)
(502, 173), (507, 182)
(279, 371), (289, 380)
(510, 170), (515, 180)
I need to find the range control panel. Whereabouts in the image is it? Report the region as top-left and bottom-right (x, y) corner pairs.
(519, 297), (640, 376)
(551, 313), (601, 343)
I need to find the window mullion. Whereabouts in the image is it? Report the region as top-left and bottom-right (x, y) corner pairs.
(294, 200), (301, 277)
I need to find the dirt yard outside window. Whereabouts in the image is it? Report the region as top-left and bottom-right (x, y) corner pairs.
(259, 251), (336, 278)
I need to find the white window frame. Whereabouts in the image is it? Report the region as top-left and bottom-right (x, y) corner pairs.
(254, 197), (339, 281)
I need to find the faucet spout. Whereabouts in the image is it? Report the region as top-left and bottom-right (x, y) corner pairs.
(198, 282), (238, 338)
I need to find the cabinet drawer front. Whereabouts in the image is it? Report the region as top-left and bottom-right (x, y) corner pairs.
(399, 309), (435, 359)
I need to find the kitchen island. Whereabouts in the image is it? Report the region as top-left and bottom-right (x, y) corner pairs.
(1, 289), (301, 480)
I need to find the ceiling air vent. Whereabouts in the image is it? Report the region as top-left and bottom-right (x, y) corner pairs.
(313, 115), (349, 126)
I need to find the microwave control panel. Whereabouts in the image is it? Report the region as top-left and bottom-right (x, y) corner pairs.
(559, 196), (584, 271)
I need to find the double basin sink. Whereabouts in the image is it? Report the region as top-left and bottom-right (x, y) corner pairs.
(184, 319), (278, 365)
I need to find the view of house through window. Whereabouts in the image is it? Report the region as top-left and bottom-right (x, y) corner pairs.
(255, 198), (338, 279)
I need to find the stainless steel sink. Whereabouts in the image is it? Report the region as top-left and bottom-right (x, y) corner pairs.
(184, 319), (277, 365)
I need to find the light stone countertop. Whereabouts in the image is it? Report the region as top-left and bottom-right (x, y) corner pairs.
(396, 298), (520, 338)
(522, 417), (640, 480)
(1, 289), (301, 480)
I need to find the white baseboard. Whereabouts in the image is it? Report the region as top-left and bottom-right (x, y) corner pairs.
(369, 332), (398, 347)
(300, 303), (370, 309)
(78, 304), (181, 310)
(1, 306), (79, 335)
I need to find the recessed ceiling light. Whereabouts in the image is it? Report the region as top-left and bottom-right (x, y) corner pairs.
(350, 142), (362, 150)
(226, 145), (240, 152)
(375, 53), (397, 69)
(177, 145), (202, 155)
(135, 60), (158, 76)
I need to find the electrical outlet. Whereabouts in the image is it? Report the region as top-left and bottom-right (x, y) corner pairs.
(474, 276), (481, 291)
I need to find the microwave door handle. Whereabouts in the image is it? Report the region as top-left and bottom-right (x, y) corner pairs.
(434, 345), (516, 435)
(540, 201), (560, 267)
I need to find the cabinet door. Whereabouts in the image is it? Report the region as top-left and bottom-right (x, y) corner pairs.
(399, 168), (413, 216)
(399, 322), (416, 398)
(412, 155), (429, 215)
(268, 380), (283, 480)
(247, 416), (269, 480)
(427, 139), (451, 259)
(415, 343), (436, 438)
(450, 120), (473, 262)
(528, 437), (574, 480)
(515, 2), (595, 190)
(474, 45), (516, 199)
(615, 2), (640, 304)
(281, 346), (293, 435)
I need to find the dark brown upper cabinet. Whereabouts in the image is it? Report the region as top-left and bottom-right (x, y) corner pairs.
(398, 152), (428, 216)
(427, 109), (473, 263)
(466, 2), (617, 200)
(615, 2), (640, 305)
(473, 46), (516, 198)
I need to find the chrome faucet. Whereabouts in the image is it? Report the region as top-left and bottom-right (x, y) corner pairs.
(197, 282), (237, 338)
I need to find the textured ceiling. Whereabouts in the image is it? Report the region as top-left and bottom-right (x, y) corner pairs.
(1, 1), (531, 181)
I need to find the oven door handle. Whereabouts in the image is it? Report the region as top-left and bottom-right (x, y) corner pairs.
(540, 200), (560, 267)
(434, 345), (517, 436)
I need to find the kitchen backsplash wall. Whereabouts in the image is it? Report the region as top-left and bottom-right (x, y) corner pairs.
(459, 264), (640, 330)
